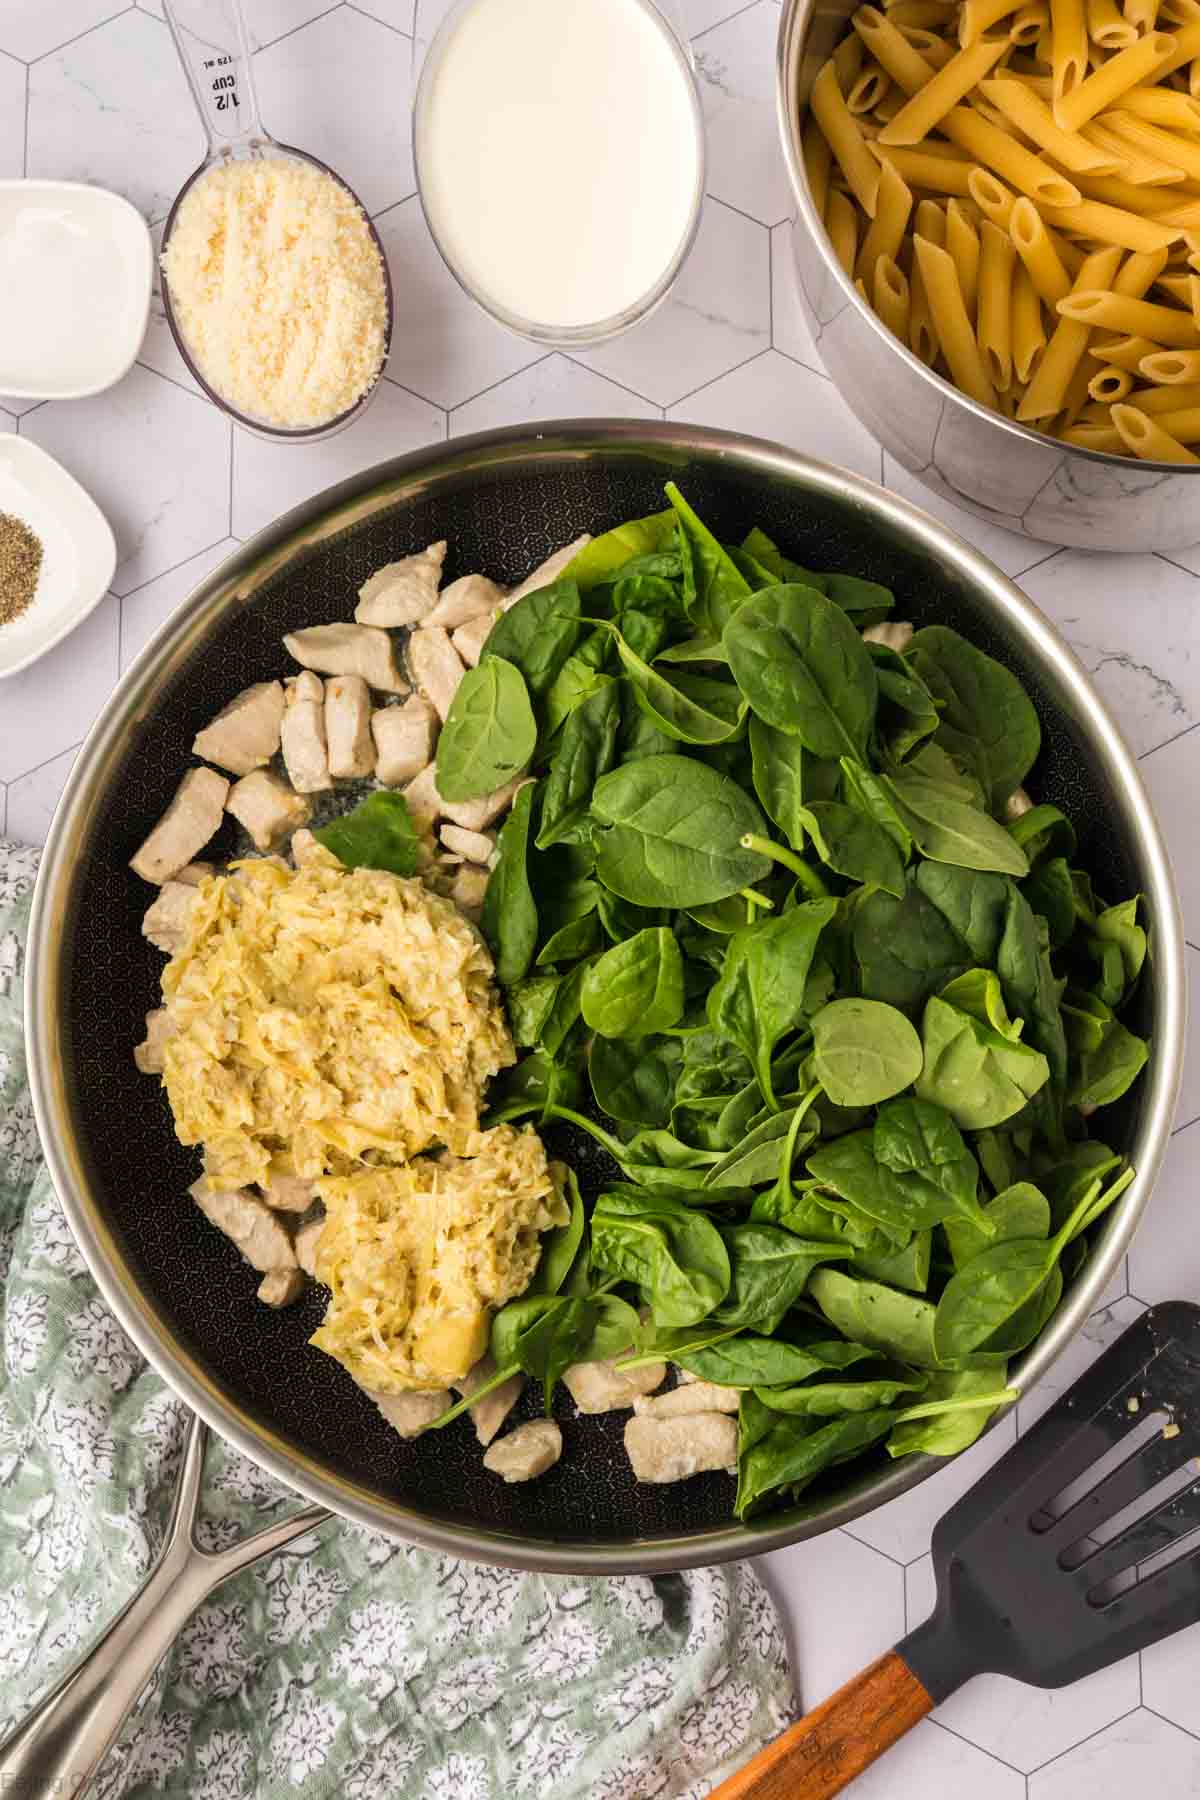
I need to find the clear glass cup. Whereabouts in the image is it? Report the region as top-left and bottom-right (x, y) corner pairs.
(411, 0), (706, 348)
(160, 0), (394, 444)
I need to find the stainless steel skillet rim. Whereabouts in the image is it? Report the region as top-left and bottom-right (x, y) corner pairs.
(773, 0), (1198, 480)
(25, 419), (1186, 1574)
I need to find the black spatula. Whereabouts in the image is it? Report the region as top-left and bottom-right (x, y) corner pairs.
(711, 1301), (1200, 1800)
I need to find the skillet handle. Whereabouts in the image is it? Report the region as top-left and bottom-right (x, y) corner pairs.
(707, 1650), (934, 1800)
(0, 1414), (329, 1799)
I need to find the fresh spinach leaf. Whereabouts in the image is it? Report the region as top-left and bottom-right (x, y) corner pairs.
(853, 885), (969, 1011)
(536, 911), (602, 966)
(887, 771), (1030, 877)
(666, 481), (752, 634)
(749, 715), (806, 850)
(906, 624), (1041, 811)
(888, 1365), (1012, 1457)
(481, 780), (538, 986)
(811, 998), (924, 1106)
(706, 900), (838, 1108)
(591, 754), (771, 908)
(756, 1372), (927, 1415)
(589, 1034), (681, 1127)
(735, 1406), (895, 1518)
(943, 1181), (1050, 1269)
(529, 1166), (586, 1296)
(565, 511), (679, 589)
(801, 801), (906, 898)
(590, 1186), (732, 1326)
(536, 679), (620, 849)
(809, 1267), (941, 1367)
(713, 1222), (836, 1333)
(671, 1333), (876, 1387)
(581, 927), (685, 1038)
(932, 1182), (1097, 1360)
(484, 1050), (580, 1125)
(916, 994), (1050, 1129)
(314, 790), (420, 877)
(435, 657), (536, 802)
(724, 584), (878, 762)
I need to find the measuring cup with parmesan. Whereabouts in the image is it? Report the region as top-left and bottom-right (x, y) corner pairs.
(160, 0), (392, 440)
(413, 0), (705, 344)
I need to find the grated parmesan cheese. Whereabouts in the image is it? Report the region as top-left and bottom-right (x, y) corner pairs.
(162, 157), (387, 429)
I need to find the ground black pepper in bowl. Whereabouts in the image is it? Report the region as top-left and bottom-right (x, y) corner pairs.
(0, 513), (43, 627)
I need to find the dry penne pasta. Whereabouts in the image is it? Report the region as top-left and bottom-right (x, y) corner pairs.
(1091, 330), (1165, 364)
(909, 249), (943, 359)
(1051, 0), (1090, 105)
(961, 0), (1022, 39)
(1124, 376), (1200, 403)
(1013, 260), (1050, 374)
(1157, 269), (1197, 297)
(946, 197), (984, 310)
(1105, 111), (1200, 180)
(874, 145), (979, 191)
(827, 186), (861, 276)
(942, 105), (1083, 201)
(1011, 4), (1051, 43)
(914, 232), (1000, 399)
(804, 115), (835, 219)
(1142, 401), (1200, 432)
(969, 165), (1018, 225)
(1126, 0), (1163, 30)
(1114, 245), (1171, 295)
(1080, 119), (1186, 180)
(1116, 86), (1200, 128)
(1055, 33), (1177, 130)
(874, 254), (913, 336)
(834, 32), (867, 88)
(1058, 285), (1200, 336)
(1011, 195), (1076, 300)
(879, 37), (1010, 144)
(891, 0), (959, 25)
(849, 64), (894, 113)
(1043, 197), (1184, 247)
(979, 217), (1019, 381)
(1019, 244), (1122, 417)
(915, 196), (949, 241)
(1088, 0), (1140, 46)
(1089, 362), (1136, 394)
(857, 156), (916, 277)
(813, 60), (883, 216)
(1111, 400), (1200, 452)
(981, 76), (1124, 170)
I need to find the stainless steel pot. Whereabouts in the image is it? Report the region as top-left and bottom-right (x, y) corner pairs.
(776, 0), (1200, 552)
(25, 422), (1185, 1578)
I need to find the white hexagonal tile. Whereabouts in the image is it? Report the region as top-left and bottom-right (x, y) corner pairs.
(770, 219), (824, 376)
(1139, 726), (1200, 955)
(1143, 1621), (1200, 1737)
(1129, 1117), (1200, 1305)
(0, 1), (130, 63)
(22, 364), (231, 596)
(27, 10), (202, 226)
(835, 1718), (1025, 1800)
(6, 743), (80, 848)
(758, 1530), (905, 1711)
(0, 593), (117, 782)
(136, 0), (340, 50)
(696, 1), (794, 228)
(1031, 1710), (1200, 1798)
(844, 1409), (1018, 1564)
(1018, 552), (1200, 759)
(668, 349), (883, 486)
(450, 354), (660, 437)
(120, 536), (239, 672)
(0, 54), (24, 182)
(254, 9), (412, 218)
(886, 455), (1060, 581)
(575, 199), (770, 408)
(231, 380), (443, 540)
(905, 1554), (1141, 1773)
(683, 0), (760, 33)
(354, 0), (416, 30)
(374, 198), (541, 410)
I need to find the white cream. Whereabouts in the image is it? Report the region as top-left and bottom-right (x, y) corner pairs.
(415, 0), (703, 336)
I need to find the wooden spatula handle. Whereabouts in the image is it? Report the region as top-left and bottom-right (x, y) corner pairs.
(708, 1650), (934, 1800)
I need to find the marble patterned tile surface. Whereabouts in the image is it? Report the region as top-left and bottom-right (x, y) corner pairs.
(2, 4), (1199, 1795)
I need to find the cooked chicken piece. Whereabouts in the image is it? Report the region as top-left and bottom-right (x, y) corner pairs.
(503, 534), (591, 610)
(483, 1419), (563, 1483)
(174, 861), (214, 886)
(294, 1214), (325, 1278)
(284, 622), (408, 694)
(192, 680), (285, 776)
(281, 672), (331, 793)
(624, 1412), (738, 1483)
(226, 770), (311, 851)
(452, 1353), (526, 1447)
(450, 612), (498, 669)
(141, 881), (198, 956)
(862, 620), (914, 652)
(407, 625), (466, 722)
(449, 865), (489, 921)
(443, 776), (528, 833)
(130, 767), (230, 885)
(373, 695), (438, 786)
(563, 1355), (667, 1414)
(289, 827), (326, 868)
(355, 541), (447, 627)
(427, 572), (506, 630)
(365, 1386), (452, 1440)
(324, 674), (375, 779)
(260, 1173), (316, 1213)
(134, 1007), (176, 1074)
(634, 1381), (741, 1418)
(189, 1179), (297, 1273)
(257, 1268), (305, 1307)
(402, 762), (444, 827)
(440, 824), (495, 864)
(1005, 786), (1034, 820)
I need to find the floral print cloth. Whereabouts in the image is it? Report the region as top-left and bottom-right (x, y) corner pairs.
(0, 840), (795, 1799)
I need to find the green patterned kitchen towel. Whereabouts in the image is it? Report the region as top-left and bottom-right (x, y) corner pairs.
(0, 840), (795, 1800)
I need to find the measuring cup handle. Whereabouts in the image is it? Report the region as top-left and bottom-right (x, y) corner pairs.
(164, 0), (267, 158)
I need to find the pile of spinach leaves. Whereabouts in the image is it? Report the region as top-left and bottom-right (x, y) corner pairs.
(425, 483), (1149, 1520)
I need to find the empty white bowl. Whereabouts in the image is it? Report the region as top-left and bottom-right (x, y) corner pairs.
(0, 436), (117, 679)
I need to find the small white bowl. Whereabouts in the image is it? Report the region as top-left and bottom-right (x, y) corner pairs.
(0, 437), (117, 679)
(0, 179), (153, 401)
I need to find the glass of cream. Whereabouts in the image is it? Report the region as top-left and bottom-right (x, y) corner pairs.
(412, 0), (706, 346)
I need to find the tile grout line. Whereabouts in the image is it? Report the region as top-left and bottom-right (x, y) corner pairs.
(926, 1716), (1028, 1779)
(669, 344), (772, 410)
(445, 352), (555, 420)
(561, 356), (663, 413)
(7, 740), (84, 792)
(692, 0), (780, 47)
(343, 0), (412, 39)
(1138, 716), (1200, 763)
(1023, 1702), (1145, 1778)
(25, 6), (136, 67)
(256, 2), (349, 57)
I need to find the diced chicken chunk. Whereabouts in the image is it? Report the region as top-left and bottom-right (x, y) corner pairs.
(624, 1412), (738, 1484)
(365, 1387), (452, 1440)
(443, 776), (528, 833)
(503, 535), (591, 610)
(403, 763), (444, 829)
(289, 827), (329, 869)
(862, 620), (914, 652)
(407, 625), (466, 723)
(451, 612), (497, 668)
(174, 861), (214, 886)
(324, 674), (375, 779)
(141, 881), (198, 956)
(563, 1356), (667, 1414)
(189, 1179), (297, 1273)
(192, 680), (284, 775)
(257, 1268), (305, 1308)
(427, 572), (506, 629)
(452, 1354), (526, 1447)
(226, 770), (311, 851)
(373, 695), (439, 787)
(134, 1007), (176, 1074)
(130, 767), (230, 885)
(633, 1381), (741, 1417)
(294, 1214), (325, 1278)
(281, 672), (331, 793)
(260, 1173), (316, 1213)
(284, 622), (407, 694)
(440, 824), (494, 864)
(355, 541), (447, 627)
(1005, 786), (1034, 820)
(483, 1419), (563, 1484)
(450, 865), (489, 921)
